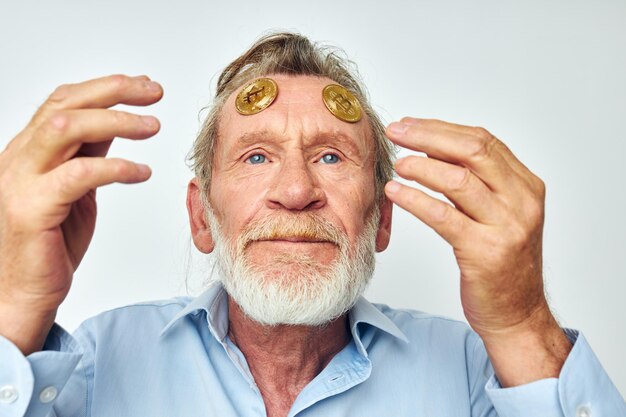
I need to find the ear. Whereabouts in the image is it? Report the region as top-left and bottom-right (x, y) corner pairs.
(186, 178), (215, 254)
(375, 195), (393, 252)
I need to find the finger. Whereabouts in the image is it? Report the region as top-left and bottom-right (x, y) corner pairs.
(45, 157), (152, 205)
(21, 75), (163, 138)
(402, 117), (538, 183)
(75, 140), (113, 158)
(386, 119), (521, 193)
(43, 74), (163, 111)
(394, 155), (505, 223)
(22, 109), (160, 172)
(384, 180), (475, 246)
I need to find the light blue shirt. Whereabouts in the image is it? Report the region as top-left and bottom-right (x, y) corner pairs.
(1, 283), (624, 417)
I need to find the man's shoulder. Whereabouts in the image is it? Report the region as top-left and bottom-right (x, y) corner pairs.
(49, 296), (201, 355)
(371, 301), (469, 326)
(78, 295), (195, 334)
(98, 295), (193, 315)
(368, 301), (479, 342)
(358, 301), (487, 374)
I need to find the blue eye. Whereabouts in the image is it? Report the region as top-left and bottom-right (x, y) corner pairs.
(247, 154), (266, 164)
(320, 153), (340, 164)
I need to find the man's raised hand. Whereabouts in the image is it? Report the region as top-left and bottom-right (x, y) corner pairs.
(0, 75), (162, 355)
(384, 118), (571, 386)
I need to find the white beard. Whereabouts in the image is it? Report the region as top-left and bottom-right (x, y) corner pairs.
(205, 207), (379, 326)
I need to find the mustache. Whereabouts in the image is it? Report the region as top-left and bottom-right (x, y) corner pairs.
(239, 213), (347, 249)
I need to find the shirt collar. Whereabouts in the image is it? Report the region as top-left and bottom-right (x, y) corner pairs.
(350, 296), (409, 344)
(160, 282), (409, 348)
(160, 282), (229, 339)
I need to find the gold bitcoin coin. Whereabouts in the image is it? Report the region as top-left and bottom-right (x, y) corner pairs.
(322, 84), (362, 123)
(235, 78), (279, 115)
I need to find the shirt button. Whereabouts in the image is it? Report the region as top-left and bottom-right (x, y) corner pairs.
(39, 386), (58, 404)
(0, 385), (18, 404)
(576, 405), (592, 417)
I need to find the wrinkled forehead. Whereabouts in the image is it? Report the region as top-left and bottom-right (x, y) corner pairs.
(219, 74), (371, 142)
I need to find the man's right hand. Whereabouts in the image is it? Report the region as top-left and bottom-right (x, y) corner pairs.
(0, 75), (163, 355)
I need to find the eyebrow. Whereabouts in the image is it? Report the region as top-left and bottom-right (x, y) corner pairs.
(236, 130), (275, 147)
(235, 130), (364, 156)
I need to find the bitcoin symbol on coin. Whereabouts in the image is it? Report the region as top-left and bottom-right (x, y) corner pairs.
(236, 78), (279, 115)
(322, 84), (362, 123)
(332, 92), (354, 115)
(244, 86), (265, 104)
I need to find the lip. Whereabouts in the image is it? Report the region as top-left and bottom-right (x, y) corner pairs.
(257, 237), (333, 244)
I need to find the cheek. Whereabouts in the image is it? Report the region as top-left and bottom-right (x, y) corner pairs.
(209, 178), (266, 237)
(325, 182), (377, 236)
(211, 162), (272, 202)
(322, 168), (375, 203)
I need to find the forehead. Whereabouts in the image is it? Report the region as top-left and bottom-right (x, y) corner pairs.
(218, 74), (371, 144)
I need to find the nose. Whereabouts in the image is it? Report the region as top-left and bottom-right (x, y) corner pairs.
(266, 155), (325, 211)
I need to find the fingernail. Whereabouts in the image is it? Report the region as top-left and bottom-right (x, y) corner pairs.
(387, 122), (409, 136)
(141, 115), (158, 128)
(385, 181), (401, 194)
(137, 163), (151, 176)
(402, 117), (420, 126)
(146, 81), (161, 92)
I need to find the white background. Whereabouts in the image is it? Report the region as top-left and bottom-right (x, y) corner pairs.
(1, 0), (624, 396)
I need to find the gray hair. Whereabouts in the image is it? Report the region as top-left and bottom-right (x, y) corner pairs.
(188, 32), (395, 201)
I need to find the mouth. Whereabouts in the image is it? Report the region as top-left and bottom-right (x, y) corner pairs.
(243, 235), (341, 266)
(246, 236), (339, 253)
(258, 236), (335, 244)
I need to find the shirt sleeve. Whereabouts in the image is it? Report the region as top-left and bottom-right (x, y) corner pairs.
(0, 324), (86, 417)
(484, 329), (626, 417)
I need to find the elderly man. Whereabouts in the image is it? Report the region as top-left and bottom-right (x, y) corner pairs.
(0, 33), (623, 417)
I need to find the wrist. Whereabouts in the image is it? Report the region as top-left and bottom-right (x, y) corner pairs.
(478, 306), (572, 387)
(0, 301), (57, 355)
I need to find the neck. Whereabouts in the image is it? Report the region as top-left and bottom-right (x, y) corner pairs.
(227, 297), (351, 414)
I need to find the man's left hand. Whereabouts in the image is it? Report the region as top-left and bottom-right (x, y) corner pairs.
(384, 118), (571, 387)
